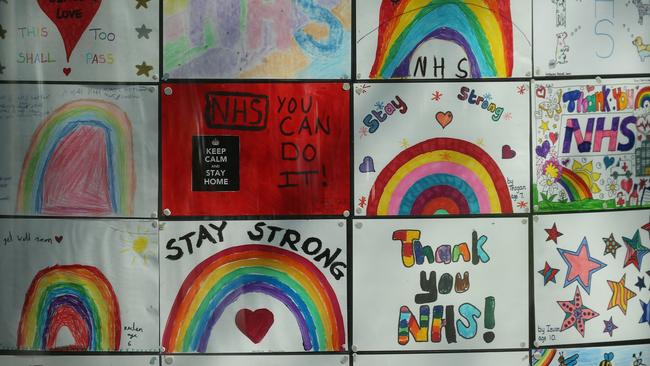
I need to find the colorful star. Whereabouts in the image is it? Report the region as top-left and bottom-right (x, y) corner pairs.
(603, 316), (618, 337)
(602, 233), (622, 258)
(607, 274), (637, 314)
(540, 120), (550, 132)
(431, 91), (443, 101)
(441, 152), (452, 161)
(400, 138), (409, 149)
(517, 201), (528, 209)
(135, 0), (150, 9)
(623, 229), (650, 270)
(135, 61), (153, 77)
(538, 261), (560, 285)
(557, 237), (607, 294)
(545, 223), (563, 244)
(483, 93), (492, 101)
(640, 299), (650, 325)
(642, 221), (650, 238)
(557, 286), (599, 337)
(635, 276), (647, 291)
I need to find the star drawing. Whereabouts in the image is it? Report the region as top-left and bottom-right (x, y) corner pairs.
(557, 237), (607, 294)
(135, 0), (150, 9)
(538, 261), (559, 285)
(607, 274), (637, 314)
(557, 286), (599, 337)
(431, 91), (443, 101)
(622, 229), (649, 270)
(603, 316), (617, 337)
(635, 276), (646, 291)
(602, 233), (622, 257)
(135, 24), (152, 39)
(135, 61), (153, 77)
(545, 223), (563, 244)
(640, 299), (650, 325)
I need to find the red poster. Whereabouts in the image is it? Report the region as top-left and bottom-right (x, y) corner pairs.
(161, 83), (350, 216)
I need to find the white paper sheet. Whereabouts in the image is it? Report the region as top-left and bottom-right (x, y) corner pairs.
(0, 355), (159, 366)
(355, 0), (532, 79)
(354, 81), (530, 216)
(159, 220), (347, 353)
(355, 352), (529, 366)
(352, 217), (529, 351)
(533, 0), (650, 76)
(0, 0), (159, 82)
(0, 84), (158, 217)
(169, 354), (345, 366)
(0, 219), (159, 352)
(532, 78), (650, 212)
(534, 210), (650, 346)
(532, 343), (650, 366)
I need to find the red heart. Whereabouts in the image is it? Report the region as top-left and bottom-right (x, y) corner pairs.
(549, 132), (558, 144)
(621, 178), (633, 193)
(235, 309), (274, 344)
(586, 85), (595, 92)
(535, 85), (546, 98)
(55, 235), (63, 243)
(38, 0), (102, 62)
(63, 68), (71, 76)
(501, 144), (516, 159)
(435, 111), (453, 128)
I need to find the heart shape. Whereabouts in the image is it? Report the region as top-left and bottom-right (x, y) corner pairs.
(535, 141), (551, 158)
(55, 235), (63, 243)
(586, 85), (595, 92)
(359, 156), (375, 173)
(621, 178), (633, 194)
(435, 111), (453, 129)
(38, 0), (102, 62)
(63, 68), (71, 76)
(535, 85), (546, 98)
(603, 156), (615, 169)
(549, 132), (558, 144)
(501, 145), (516, 159)
(235, 309), (274, 344)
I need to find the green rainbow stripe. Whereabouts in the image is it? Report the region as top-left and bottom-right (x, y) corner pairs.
(558, 168), (592, 201)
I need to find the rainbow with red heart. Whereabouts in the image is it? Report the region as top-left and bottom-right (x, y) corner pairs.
(162, 245), (345, 352)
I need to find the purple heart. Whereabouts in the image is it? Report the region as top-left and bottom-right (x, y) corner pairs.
(535, 140), (551, 158)
(359, 156), (375, 173)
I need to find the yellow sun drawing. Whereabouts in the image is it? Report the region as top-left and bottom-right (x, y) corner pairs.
(117, 225), (156, 266)
(572, 160), (601, 194)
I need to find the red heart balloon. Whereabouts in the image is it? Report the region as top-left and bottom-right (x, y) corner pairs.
(38, 0), (102, 62)
(235, 309), (274, 344)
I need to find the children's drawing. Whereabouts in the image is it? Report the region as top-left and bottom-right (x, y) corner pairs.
(355, 82), (530, 216)
(160, 220), (347, 353)
(0, 356), (160, 366)
(352, 217), (528, 351)
(164, 355), (344, 366)
(163, 0), (350, 79)
(534, 0), (650, 76)
(0, 219), (159, 352)
(534, 211), (650, 346)
(17, 265), (121, 351)
(355, 0), (532, 79)
(532, 344), (649, 366)
(0, 84), (158, 217)
(532, 78), (650, 212)
(0, 0), (158, 81)
(16, 100), (135, 216)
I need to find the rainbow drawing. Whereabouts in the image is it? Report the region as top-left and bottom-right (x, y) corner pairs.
(16, 99), (135, 216)
(635, 86), (650, 110)
(369, 0), (514, 78)
(17, 265), (121, 351)
(366, 137), (513, 215)
(162, 245), (345, 353)
(532, 348), (557, 366)
(558, 168), (593, 202)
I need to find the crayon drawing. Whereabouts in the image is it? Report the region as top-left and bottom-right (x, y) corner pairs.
(532, 344), (649, 366)
(355, 0), (532, 79)
(163, 0), (351, 78)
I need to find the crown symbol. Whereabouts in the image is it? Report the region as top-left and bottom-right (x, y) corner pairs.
(211, 138), (220, 146)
